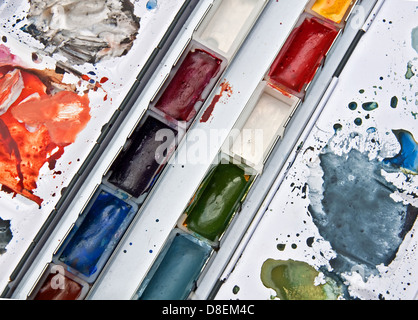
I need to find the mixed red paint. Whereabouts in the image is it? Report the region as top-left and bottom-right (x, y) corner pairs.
(155, 49), (222, 122)
(0, 45), (91, 207)
(268, 16), (339, 95)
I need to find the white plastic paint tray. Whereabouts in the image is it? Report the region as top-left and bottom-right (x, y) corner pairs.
(221, 81), (301, 173)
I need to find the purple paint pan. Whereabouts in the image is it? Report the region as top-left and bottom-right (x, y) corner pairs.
(103, 111), (184, 203)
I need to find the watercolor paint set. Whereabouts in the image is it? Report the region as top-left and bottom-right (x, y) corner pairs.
(127, 0), (363, 301)
(2, 0), (418, 301)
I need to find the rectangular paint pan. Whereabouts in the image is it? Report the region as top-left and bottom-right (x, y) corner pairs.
(149, 39), (227, 129)
(305, 0), (359, 28)
(193, 0), (268, 62)
(266, 13), (340, 99)
(221, 81), (301, 173)
(103, 111), (185, 204)
(132, 229), (213, 300)
(177, 153), (257, 247)
(27, 263), (89, 300)
(52, 184), (139, 284)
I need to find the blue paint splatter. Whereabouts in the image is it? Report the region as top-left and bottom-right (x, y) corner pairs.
(362, 102), (379, 111)
(308, 148), (418, 280)
(383, 130), (418, 175)
(146, 0), (157, 10)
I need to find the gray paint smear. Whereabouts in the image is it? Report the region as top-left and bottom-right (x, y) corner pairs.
(412, 26), (418, 54)
(308, 148), (417, 280)
(0, 218), (13, 255)
(23, 0), (140, 65)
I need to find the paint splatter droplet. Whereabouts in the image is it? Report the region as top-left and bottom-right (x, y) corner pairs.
(277, 243), (286, 251)
(405, 61), (415, 80)
(146, 0), (157, 10)
(333, 123), (342, 133)
(390, 96), (398, 109)
(362, 102), (379, 111)
(348, 102), (357, 110)
(233, 285), (240, 295)
(354, 118), (362, 126)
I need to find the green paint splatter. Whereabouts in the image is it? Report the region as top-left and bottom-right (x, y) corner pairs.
(233, 285), (240, 295)
(362, 102), (379, 111)
(348, 102), (358, 110)
(405, 61), (415, 80)
(354, 118), (363, 126)
(277, 243), (286, 251)
(333, 123), (342, 133)
(260, 259), (343, 300)
(390, 96), (398, 109)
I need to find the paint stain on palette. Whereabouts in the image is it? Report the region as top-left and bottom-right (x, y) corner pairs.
(308, 138), (418, 281)
(20, 0), (141, 65)
(260, 128), (418, 300)
(0, 44), (91, 207)
(260, 259), (345, 300)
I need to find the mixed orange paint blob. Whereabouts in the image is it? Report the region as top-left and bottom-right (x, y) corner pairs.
(0, 45), (91, 207)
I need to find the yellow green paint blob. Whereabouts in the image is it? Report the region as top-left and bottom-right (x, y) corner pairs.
(260, 259), (342, 300)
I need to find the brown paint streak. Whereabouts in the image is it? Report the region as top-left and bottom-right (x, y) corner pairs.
(200, 80), (232, 123)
